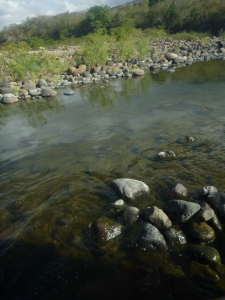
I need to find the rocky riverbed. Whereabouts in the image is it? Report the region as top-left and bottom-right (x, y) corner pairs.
(1, 36), (225, 104)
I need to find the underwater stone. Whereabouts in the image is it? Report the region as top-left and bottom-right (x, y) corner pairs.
(94, 216), (122, 242)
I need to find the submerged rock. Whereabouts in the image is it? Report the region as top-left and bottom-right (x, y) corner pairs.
(189, 244), (221, 266)
(190, 261), (220, 283)
(122, 206), (140, 224)
(110, 178), (150, 201)
(157, 150), (176, 158)
(93, 216), (122, 242)
(164, 200), (200, 223)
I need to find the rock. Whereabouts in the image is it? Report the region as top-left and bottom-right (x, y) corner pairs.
(29, 89), (41, 96)
(114, 199), (124, 206)
(189, 245), (221, 266)
(168, 183), (188, 199)
(63, 90), (74, 95)
(198, 186), (218, 197)
(122, 206), (140, 224)
(144, 206), (172, 230)
(81, 71), (91, 78)
(166, 69), (175, 73)
(150, 64), (160, 69)
(67, 67), (77, 75)
(38, 79), (48, 88)
(0, 87), (12, 94)
(1, 93), (19, 104)
(110, 178), (150, 201)
(157, 150), (176, 158)
(164, 227), (187, 248)
(22, 79), (36, 90)
(138, 222), (168, 250)
(207, 193), (221, 210)
(195, 202), (214, 221)
(165, 52), (178, 60)
(190, 261), (220, 283)
(185, 136), (195, 142)
(188, 221), (215, 243)
(132, 68), (145, 76)
(41, 87), (57, 97)
(0, 79), (9, 87)
(208, 214), (223, 232)
(164, 200), (200, 223)
(93, 216), (122, 242)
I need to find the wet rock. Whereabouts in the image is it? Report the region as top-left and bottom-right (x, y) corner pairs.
(207, 193), (221, 210)
(144, 206), (172, 230)
(165, 200), (200, 223)
(138, 222), (168, 250)
(168, 183), (188, 199)
(164, 227), (187, 248)
(195, 201), (214, 221)
(114, 199), (124, 206)
(122, 206), (140, 224)
(41, 87), (57, 97)
(93, 216), (122, 242)
(189, 244), (221, 266)
(157, 150), (176, 158)
(188, 221), (215, 243)
(110, 178), (150, 201)
(190, 261), (220, 283)
(1, 93), (19, 104)
(198, 186), (218, 198)
(208, 214), (223, 232)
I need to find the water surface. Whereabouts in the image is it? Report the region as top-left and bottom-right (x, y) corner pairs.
(1, 60), (225, 299)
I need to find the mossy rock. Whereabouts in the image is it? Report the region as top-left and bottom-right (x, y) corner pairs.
(190, 261), (220, 283)
(189, 244), (221, 267)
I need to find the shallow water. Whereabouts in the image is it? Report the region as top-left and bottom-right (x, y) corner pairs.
(1, 60), (225, 299)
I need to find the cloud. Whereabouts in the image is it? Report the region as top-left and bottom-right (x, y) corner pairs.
(0, 0), (128, 30)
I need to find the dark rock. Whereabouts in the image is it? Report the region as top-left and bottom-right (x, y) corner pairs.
(122, 206), (140, 224)
(93, 216), (122, 242)
(138, 222), (168, 250)
(144, 206), (172, 230)
(190, 261), (220, 283)
(164, 200), (200, 223)
(110, 178), (150, 201)
(198, 186), (218, 197)
(189, 244), (221, 266)
(208, 214), (223, 232)
(164, 227), (187, 249)
(188, 221), (215, 243)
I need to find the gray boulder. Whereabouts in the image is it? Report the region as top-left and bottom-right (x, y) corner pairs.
(165, 200), (200, 222)
(110, 178), (150, 201)
(2, 93), (19, 104)
(122, 206), (140, 224)
(41, 87), (57, 97)
(29, 89), (41, 97)
(0, 87), (12, 94)
(0, 79), (9, 87)
(165, 52), (178, 60)
(144, 206), (172, 230)
(138, 223), (168, 250)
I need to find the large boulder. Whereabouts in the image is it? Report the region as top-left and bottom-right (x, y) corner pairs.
(1, 93), (18, 104)
(164, 200), (200, 223)
(110, 178), (150, 201)
(41, 87), (57, 97)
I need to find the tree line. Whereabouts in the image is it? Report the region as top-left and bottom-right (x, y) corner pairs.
(0, 0), (225, 47)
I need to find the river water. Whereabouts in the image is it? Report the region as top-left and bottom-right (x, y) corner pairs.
(1, 60), (225, 299)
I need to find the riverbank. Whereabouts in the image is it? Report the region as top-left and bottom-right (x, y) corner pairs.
(0, 35), (225, 104)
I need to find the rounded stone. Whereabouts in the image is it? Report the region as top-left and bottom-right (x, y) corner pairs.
(188, 221), (215, 243)
(122, 206), (140, 224)
(144, 206), (172, 230)
(189, 244), (221, 266)
(165, 200), (200, 223)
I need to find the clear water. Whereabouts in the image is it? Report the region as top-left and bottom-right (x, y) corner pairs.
(1, 60), (225, 299)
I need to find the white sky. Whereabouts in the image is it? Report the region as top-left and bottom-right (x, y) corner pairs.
(0, 0), (129, 30)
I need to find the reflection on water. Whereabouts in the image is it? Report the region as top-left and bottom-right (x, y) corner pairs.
(1, 60), (225, 299)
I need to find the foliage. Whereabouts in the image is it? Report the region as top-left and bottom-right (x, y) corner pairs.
(75, 32), (110, 66)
